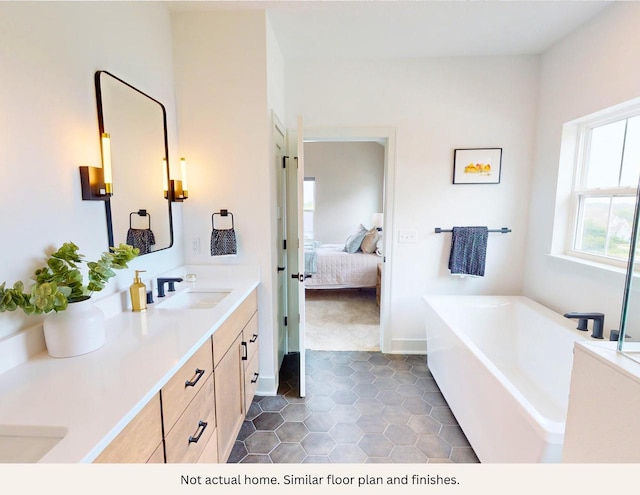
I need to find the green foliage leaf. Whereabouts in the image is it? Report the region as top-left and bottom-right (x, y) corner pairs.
(0, 241), (138, 316)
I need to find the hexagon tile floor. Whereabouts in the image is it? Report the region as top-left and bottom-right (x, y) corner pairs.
(227, 350), (480, 464)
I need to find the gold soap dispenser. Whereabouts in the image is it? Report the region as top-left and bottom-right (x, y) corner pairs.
(130, 270), (147, 312)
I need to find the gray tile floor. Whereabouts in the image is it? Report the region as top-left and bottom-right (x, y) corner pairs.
(228, 350), (480, 463)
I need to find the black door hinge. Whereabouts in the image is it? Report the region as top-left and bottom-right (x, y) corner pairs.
(284, 316), (288, 326)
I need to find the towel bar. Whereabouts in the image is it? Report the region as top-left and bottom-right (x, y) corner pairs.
(435, 227), (511, 234)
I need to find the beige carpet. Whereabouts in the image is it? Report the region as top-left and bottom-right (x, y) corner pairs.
(304, 288), (380, 352)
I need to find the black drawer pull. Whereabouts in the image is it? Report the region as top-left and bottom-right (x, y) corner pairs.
(185, 368), (205, 388)
(188, 421), (208, 443)
(249, 334), (258, 343)
(241, 342), (248, 361)
(251, 372), (259, 384)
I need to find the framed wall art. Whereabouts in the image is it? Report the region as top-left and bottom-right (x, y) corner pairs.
(453, 148), (502, 184)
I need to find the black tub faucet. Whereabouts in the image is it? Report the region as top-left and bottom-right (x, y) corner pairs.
(564, 312), (605, 339)
(157, 277), (184, 298)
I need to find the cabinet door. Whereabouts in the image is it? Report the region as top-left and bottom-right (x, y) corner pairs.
(213, 290), (257, 367)
(244, 352), (260, 413)
(214, 333), (245, 463)
(93, 394), (163, 463)
(243, 312), (259, 365)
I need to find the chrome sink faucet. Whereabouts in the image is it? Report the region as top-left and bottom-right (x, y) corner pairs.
(157, 277), (184, 298)
(564, 312), (605, 339)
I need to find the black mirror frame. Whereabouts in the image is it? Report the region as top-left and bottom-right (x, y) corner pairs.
(94, 70), (174, 253)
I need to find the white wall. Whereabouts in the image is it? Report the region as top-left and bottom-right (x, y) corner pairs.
(523, 2), (640, 336)
(171, 10), (280, 392)
(286, 56), (539, 352)
(305, 141), (384, 244)
(0, 2), (183, 341)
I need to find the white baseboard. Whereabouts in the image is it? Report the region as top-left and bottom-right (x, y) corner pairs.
(390, 338), (427, 355)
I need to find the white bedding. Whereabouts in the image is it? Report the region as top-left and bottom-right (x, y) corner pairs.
(305, 243), (381, 289)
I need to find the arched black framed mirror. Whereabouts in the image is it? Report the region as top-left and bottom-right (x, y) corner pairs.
(95, 70), (173, 255)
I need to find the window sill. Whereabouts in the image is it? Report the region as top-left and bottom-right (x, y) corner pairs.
(546, 253), (628, 277)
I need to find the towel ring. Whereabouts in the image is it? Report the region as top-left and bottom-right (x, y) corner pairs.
(130, 209), (151, 229)
(212, 210), (234, 230)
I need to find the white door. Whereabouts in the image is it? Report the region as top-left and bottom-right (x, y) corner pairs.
(294, 116), (307, 397)
(285, 116), (307, 397)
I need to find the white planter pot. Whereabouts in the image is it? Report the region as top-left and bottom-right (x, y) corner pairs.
(43, 298), (106, 358)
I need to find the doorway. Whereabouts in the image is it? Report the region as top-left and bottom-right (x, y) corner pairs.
(303, 140), (385, 352)
(285, 126), (396, 363)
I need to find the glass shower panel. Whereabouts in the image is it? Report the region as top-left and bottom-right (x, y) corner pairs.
(618, 184), (640, 363)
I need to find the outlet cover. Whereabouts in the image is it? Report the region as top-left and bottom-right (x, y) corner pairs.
(191, 238), (200, 254)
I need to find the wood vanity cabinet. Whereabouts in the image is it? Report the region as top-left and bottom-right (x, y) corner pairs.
(93, 393), (163, 464)
(93, 289), (258, 464)
(212, 289), (258, 463)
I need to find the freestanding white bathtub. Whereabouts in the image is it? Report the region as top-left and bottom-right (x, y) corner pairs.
(423, 295), (590, 463)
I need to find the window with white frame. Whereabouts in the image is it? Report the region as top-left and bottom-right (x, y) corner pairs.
(303, 177), (315, 240)
(570, 111), (640, 264)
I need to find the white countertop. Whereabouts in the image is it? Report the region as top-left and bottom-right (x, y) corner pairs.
(575, 340), (640, 384)
(0, 265), (260, 463)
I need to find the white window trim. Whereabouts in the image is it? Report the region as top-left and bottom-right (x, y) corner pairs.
(556, 97), (640, 270)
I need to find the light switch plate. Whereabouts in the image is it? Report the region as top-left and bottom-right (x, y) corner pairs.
(398, 230), (417, 243)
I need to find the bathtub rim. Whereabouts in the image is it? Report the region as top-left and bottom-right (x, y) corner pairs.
(423, 294), (591, 443)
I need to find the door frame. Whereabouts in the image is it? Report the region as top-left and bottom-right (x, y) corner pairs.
(272, 111), (288, 371)
(297, 126), (396, 353)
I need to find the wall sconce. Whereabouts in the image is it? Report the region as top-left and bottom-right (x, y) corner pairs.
(169, 157), (189, 202)
(79, 132), (113, 201)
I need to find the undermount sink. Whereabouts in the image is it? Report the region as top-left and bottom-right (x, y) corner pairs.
(0, 424), (67, 463)
(155, 289), (231, 310)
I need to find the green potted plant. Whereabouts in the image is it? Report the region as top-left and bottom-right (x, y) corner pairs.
(0, 242), (139, 357)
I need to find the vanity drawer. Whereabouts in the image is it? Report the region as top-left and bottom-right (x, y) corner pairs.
(161, 340), (213, 431)
(147, 443), (165, 463)
(244, 352), (260, 413)
(213, 290), (257, 367)
(94, 393), (162, 463)
(197, 427), (219, 463)
(164, 375), (216, 463)
(242, 312), (259, 366)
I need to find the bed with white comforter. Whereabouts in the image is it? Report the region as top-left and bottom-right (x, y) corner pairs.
(304, 243), (381, 289)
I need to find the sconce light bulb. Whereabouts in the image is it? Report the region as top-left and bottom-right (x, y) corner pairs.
(101, 133), (113, 194)
(180, 157), (188, 194)
(162, 157), (168, 193)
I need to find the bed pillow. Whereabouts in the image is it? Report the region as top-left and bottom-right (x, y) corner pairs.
(360, 227), (379, 254)
(375, 237), (383, 256)
(344, 224), (368, 253)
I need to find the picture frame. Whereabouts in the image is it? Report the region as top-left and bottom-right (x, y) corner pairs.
(453, 148), (502, 184)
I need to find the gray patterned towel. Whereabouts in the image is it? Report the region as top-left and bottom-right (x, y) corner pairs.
(126, 228), (156, 255)
(448, 226), (488, 277)
(210, 228), (237, 256)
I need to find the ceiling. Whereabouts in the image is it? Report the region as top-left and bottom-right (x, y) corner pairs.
(167, 0), (611, 59)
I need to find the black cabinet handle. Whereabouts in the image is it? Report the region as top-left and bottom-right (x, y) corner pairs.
(249, 334), (258, 343)
(251, 372), (259, 384)
(185, 368), (205, 388)
(241, 342), (248, 361)
(188, 421), (208, 443)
